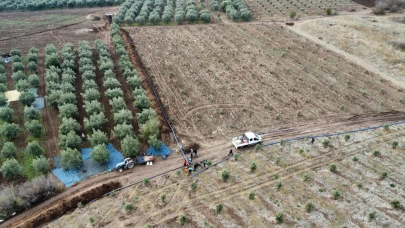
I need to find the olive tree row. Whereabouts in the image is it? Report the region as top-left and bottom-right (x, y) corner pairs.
(221, 0), (252, 21)
(0, 0), (123, 12)
(94, 39), (135, 157)
(111, 23), (162, 153)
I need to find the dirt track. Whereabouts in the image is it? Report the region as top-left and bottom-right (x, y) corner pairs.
(2, 111), (405, 228)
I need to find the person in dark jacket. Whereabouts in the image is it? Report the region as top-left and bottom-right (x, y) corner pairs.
(229, 149), (233, 157)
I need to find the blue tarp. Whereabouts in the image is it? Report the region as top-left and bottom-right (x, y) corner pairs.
(81, 147), (93, 160)
(31, 97), (44, 110)
(28, 88), (38, 97)
(53, 144), (125, 187)
(147, 143), (172, 157)
(106, 143), (124, 170)
(52, 168), (80, 188)
(3, 57), (11, 63)
(78, 159), (107, 181)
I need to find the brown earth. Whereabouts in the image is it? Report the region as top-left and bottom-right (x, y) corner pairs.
(0, 7), (119, 54)
(352, 0), (376, 7)
(2, 111), (405, 228)
(125, 23), (405, 144)
(245, 0), (364, 21)
(92, 49), (117, 147)
(74, 50), (87, 132)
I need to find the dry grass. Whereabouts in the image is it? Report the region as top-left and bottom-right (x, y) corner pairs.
(49, 123), (405, 227)
(296, 15), (405, 83)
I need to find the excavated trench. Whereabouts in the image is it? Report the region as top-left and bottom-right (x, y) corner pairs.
(17, 181), (121, 228)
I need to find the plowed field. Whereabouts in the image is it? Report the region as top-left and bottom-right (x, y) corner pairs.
(126, 23), (405, 143)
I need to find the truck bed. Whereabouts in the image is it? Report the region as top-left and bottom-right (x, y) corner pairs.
(135, 155), (154, 164)
(232, 137), (248, 148)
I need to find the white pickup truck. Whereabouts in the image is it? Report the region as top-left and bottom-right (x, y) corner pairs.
(232, 132), (262, 149)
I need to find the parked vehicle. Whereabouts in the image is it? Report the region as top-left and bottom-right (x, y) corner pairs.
(231, 132), (262, 149)
(115, 156), (154, 172)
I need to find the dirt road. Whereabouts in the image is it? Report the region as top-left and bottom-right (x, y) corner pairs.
(2, 111), (405, 228)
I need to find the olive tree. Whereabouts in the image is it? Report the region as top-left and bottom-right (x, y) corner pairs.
(32, 156), (49, 174)
(59, 103), (78, 119)
(84, 100), (103, 116)
(140, 117), (160, 141)
(200, 9), (211, 22)
(88, 129), (108, 147)
(0, 107), (14, 122)
(46, 90), (62, 108)
(27, 52), (38, 63)
(16, 79), (30, 92)
(1, 142), (17, 159)
(12, 71), (26, 81)
(59, 131), (82, 150)
(27, 61), (38, 73)
(91, 145), (110, 164)
(148, 134), (162, 149)
(19, 92), (36, 106)
(0, 94), (8, 106)
(0, 123), (20, 140)
(25, 120), (43, 137)
(127, 76), (142, 90)
(0, 158), (22, 180)
(61, 148), (83, 170)
(134, 94), (151, 111)
(113, 123), (133, 140)
(84, 112), (108, 131)
(82, 88), (100, 101)
(45, 53), (60, 68)
(105, 88), (124, 99)
(26, 141), (44, 157)
(121, 135), (140, 157)
(58, 92), (77, 105)
(10, 49), (21, 57)
(137, 108), (157, 125)
(59, 117), (81, 135)
(24, 106), (40, 120)
(113, 109), (133, 125)
(110, 97), (126, 113)
(28, 74), (39, 87)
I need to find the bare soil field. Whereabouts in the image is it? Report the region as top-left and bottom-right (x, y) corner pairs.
(0, 7), (119, 53)
(294, 14), (405, 84)
(245, 0), (364, 21)
(126, 23), (405, 143)
(49, 122), (405, 227)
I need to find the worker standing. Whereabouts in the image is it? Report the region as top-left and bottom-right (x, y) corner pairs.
(184, 159), (188, 167)
(310, 137), (315, 144)
(81, 133), (86, 143)
(188, 167), (193, 175)
(229, 149), (233, 157)
(194, 149), (198, 157)
(203, 160), (207, 168)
